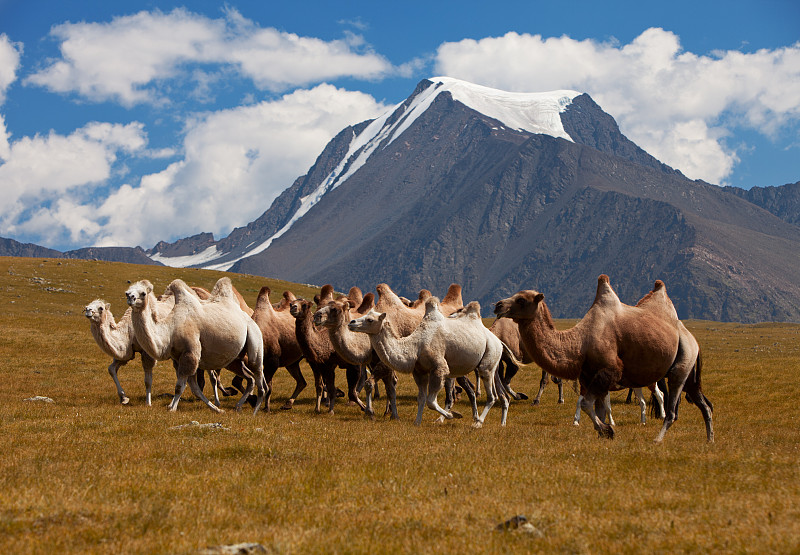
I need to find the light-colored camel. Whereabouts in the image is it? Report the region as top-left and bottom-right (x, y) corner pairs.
(313, 295), (399, 419)
(251, 286), (307, 412)
(372, 283), (471, 412)
(125, 277), (266, 414)
(349, 297), (509, 427)
(289, 297), (365, 414)
(84, 299), (160, 406)
(494, 275), (713, 442)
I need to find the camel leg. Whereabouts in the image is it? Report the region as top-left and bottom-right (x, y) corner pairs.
(310, 366), (324, 413)
(454, 376), (476, 421)
(533, 370), (550, 405)
(573, 395), (583, 426)
(580, 391), (614, 439)
(650, 382), (666, 419)
(633, 387), (647, 424)
(443, 377), (465, 419)
(187, 372), (224, 414)
(322, 366), (336, 414)
(225, 361), (255, 412)
(600, 393), (615, 427)
(474, 372), (498, 428)
(376, 364), (398, 420)
(107, 359), (130, 405)
(499, 357), (527, 401)
(141, 353), (155, 407)
(281, 361), (306, 410)
(345, 365), (367, 410)
(363, 375), (375, 419)
(426, 370), (454, 423)
(496, 372), (510, 426)
(168, 358), (191, 412)
(412, 372), (428, 426)
(206, 369), (221, 407)
(555, 377), (564, 404)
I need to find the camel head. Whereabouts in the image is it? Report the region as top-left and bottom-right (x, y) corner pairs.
(313, 298), (354, 328)
(348, 309), (387, 335)
(289, 298), (314, 320)
(84, 299), (111, 324)
(125, 280), (154, 310)
(494, 290), (545, 320)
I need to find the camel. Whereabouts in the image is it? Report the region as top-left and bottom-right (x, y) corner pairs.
(125, 277), (266, 415)
(349, 297), (509, 427)
(289, 296), (365, 415)
(313, 296), (399, 419)
(572, 382), (665, 427)
(494, 275), (713, 442)
(372, 283), (472, 412)
(251, 286), (308, 411)
(84, 299), (158, 406)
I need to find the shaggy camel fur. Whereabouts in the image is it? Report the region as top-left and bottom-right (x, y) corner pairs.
(252, 286), (307, 412)
(313, 296), (399, 419)
(126, 278), (266, 414)
(494, 275), (713, 441)
(85, 299), (159, 405)
(289, 297), (365, 414)
(349, 297), (509, 427)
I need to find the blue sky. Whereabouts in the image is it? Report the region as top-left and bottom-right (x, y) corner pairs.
(0, 0), (798, 252)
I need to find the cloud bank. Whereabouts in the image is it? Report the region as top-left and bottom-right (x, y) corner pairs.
(435, 28), (800, 183)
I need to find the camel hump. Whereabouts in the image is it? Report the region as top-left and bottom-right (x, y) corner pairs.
(464, 301), (481, 318)
(356, 292), (375, 314)
(209, 277), (236, 301)
(653, 280), (665, 291)
(255, 286), (273, 309)
(442, 283), (463, 305)
(593, 275), (621, 307)
(192, 286), (211, 300)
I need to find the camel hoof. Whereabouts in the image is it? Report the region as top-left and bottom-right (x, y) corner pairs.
(573, 420), (580, 427)
(532, 399), (540, 406)
(516, 392), (529, 401)
(120, 396), (130, 405)
(598, 426), (615, 439)
(472, 420), (484, 429)
(280, 400), (294, 411)
(557, 399), (565, 404)
(450, 410), (463, 419)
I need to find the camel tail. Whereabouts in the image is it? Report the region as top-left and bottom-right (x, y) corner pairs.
(500, 341), (522, 368)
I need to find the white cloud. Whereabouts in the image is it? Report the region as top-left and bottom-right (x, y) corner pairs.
(0, 122), (147, 241)
(0, 84), (387, 249)
(0, 34), (21, 106)
(435, 28), (800, 184)
(25, 8), (394, 106)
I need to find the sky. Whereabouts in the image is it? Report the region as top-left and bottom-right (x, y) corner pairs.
(0, 0), (798, 252)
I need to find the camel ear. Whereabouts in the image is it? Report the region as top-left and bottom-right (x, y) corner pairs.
(534, 293), (544, 304)
(378, 312), (387, 322)
(105, 302), (111, 311)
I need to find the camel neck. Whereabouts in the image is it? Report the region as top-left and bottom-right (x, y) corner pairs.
(517, 304), (583, 381)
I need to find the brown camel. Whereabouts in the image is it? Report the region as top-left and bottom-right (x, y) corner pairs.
(126, 278), (266, 414)
(251, 286), (308, 412)
(314, 296), (399, 419)
(494, 275), (713, 442)
(289, 297), (365, 414)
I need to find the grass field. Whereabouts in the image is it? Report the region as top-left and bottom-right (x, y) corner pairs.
(1, 256), (799, 554)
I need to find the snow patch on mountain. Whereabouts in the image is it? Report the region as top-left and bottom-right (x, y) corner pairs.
(151, 77), (582, 271)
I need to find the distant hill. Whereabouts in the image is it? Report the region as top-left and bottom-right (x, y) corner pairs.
(0, 237), (162, 266)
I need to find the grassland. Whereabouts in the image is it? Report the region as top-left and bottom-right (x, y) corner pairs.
(1, 256), (799, 554)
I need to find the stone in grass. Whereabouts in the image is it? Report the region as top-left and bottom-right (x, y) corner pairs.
(496, 515), (544, 536)
(196, 543), (268, 554)
(24, 396), (55, 403)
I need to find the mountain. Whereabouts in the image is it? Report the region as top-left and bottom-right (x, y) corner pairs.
(140, 77), (800, 322)
(724, 181), (800, 227)
(0, 237), (162, 266)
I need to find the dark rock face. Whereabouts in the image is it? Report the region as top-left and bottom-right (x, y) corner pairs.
(724, 181), (800, 227)
(64, 246), (163, 265)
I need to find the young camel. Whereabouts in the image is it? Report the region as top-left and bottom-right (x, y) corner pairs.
(84, 299), (159, 406)
(349, 297), (509, 427)
(289, 297), (365, 415)
(125, 277), (266, 414)
(313, 296), (399, 419)
(494, 275), (713, 442)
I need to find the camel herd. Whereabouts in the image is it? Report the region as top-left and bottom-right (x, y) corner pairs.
(84, 274), (714, 442)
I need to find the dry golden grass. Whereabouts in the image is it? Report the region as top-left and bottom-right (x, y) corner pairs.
(1, 257), (799, 553)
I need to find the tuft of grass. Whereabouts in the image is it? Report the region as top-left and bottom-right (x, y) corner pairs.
(1, 257), (799, 553)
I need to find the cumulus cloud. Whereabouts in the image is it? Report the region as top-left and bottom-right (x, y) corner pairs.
(0, 84), (387, 249)
(435, 28), (800, 183)
(25, 8), (393, 106)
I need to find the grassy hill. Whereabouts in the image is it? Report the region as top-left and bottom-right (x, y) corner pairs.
(1, 257), (799, 553)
